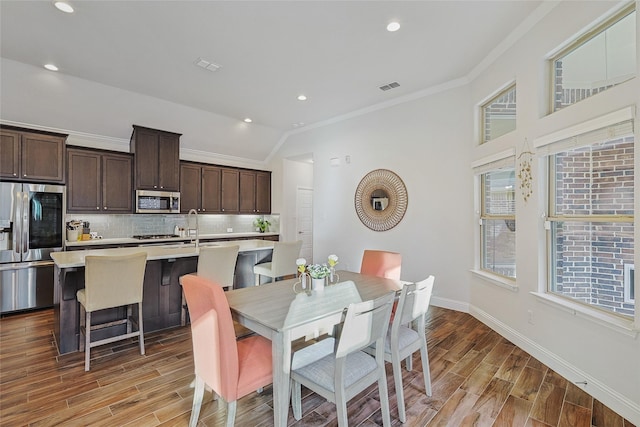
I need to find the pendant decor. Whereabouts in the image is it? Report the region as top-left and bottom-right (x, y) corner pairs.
(517, 138), (534, 203)
(354, 169), (408, 232)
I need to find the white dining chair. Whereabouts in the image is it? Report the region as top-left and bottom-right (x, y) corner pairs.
(367, 275), (434, 423)
(290, 292), (395, 427)
(253, 240), (302, 285)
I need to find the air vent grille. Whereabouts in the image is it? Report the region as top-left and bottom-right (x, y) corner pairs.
(195, 57), (221, 72)
(379, 81), (400, 91)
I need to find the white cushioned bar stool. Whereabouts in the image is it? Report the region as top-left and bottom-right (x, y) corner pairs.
(253, 240), (302, 285)
(77, 252), (147, 371)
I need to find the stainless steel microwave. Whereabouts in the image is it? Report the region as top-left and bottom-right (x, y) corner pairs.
(135, 190), (180, 213)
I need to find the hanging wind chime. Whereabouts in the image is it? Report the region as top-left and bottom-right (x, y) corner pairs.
(517, 138), (534, 202)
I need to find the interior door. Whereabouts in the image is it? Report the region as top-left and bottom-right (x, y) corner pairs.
(296, 187), (313, 262)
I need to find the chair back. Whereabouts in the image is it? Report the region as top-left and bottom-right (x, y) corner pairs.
(270, 240), (303, 277)
(197, 245), (240, 289)
(84, 253), (147, 312)
(180, 274), (239, 401)
(360, 250), (402, 280)
(336, 292), (395, 358)
(394, 276), (434, 328)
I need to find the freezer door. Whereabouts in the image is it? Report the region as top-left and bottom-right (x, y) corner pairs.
(23, 184), (65, 262)
(0, 262), (54, 313)
(0, 182), (21, 263)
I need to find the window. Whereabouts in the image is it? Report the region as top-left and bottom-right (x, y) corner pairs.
(544, 118), (634, 318)
(481, 85), (516, 143)
(480, 167), (516, 279)
(551, 5), (636, 112)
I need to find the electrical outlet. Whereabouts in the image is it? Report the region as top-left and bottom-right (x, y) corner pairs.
(227, 228), (233, 233)
(527, 309), (535, 325)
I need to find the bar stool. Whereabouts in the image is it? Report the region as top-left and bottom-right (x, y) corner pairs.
(253, 240), (302, 285)
(77, 252), (147, 371)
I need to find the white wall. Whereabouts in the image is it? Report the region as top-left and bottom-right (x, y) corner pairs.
(271, 84), (474, 308)
(272, 1), (640, 422)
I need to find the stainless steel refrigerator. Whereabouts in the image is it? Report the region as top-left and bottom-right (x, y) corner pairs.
(0, 182), (65, 314)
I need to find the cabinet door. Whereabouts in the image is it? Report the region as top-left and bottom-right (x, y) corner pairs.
(180, 163), (201, 213)
(255, 171), (271, 214)
(67, 149), (101, 212)
(0, 130), (20, 179)
(21, 132), (65, 182)
(102, 153), (133, 212)
(201, 166), (221, 213)
(221, 168), (239, 213)
(239, 170), (257, 213)
(133, 129), (159, 190)
(157, 133), (180, 191)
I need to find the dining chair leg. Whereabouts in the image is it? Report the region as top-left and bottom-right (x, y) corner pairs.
(189, 375), (205, 427)
(84, 311), (92, 371)
(126, 304), (132, 334)
(406, 355), (413, 371)
(378, 364), (392, 427)
(391, 351), (406, 423)
(335, 386), (349, 427)
(420, 341), (432, 396)
(226, 400), (237, 427)
(291, 379), (302, 420)
(138, 303), (145, 355)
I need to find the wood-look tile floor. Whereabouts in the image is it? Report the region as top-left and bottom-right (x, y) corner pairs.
(0, 307), (636, 427)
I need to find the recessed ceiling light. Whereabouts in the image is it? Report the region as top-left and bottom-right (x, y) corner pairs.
(44, 64), (59, 71)
(297, 95), (307, 101)
(54, 1), (74, 13)
(387, 22), (401, 32)
(243, 118), (252, 123)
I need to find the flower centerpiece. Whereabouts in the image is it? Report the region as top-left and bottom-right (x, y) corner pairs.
(254, 217), (271, 233)
(307, 263), (330, 291)
(327, 254), (339, 283)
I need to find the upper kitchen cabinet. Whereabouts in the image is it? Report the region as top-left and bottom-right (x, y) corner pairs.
(130, 125), (180, 191)
(180, 162), (221, 213)
(220, 168), (239, 213)
(0, 126), (66, 183)
(67, 148), (133, 213)
(239, 170), (271, 214)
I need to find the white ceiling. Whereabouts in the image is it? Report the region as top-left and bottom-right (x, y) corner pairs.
(0, 1), (544, 160)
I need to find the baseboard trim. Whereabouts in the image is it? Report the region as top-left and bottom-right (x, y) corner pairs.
(431, 296), (469, 313)
(469, 304), (640, 424)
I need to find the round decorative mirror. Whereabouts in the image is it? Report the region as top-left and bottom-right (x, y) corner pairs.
(354, 169), (408, 231)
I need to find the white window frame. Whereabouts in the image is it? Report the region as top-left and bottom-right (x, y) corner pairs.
(471, 149), (517, 291)
(532, 107), (638, 336)
(480, 84), (517, 144)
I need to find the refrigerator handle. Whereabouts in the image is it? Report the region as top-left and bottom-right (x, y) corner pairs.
(13, 191), (22, 256)
(22, 192), (29, 254)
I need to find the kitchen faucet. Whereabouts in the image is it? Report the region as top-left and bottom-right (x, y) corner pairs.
(187, 209), (199, 249)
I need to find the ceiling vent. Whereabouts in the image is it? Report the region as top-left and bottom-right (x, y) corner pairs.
(195, 57), (221, 72)
(379, 81), (400, 91)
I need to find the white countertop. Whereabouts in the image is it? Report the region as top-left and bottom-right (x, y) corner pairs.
(64, 232), (279, 248)
(51, 239), (275, 268)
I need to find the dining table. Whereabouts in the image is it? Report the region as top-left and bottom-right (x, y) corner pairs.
(224, 270), (405, 426)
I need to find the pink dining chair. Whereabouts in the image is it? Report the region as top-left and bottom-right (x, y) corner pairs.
(360, 249), (402, 280)
(180, 274), (273, 427)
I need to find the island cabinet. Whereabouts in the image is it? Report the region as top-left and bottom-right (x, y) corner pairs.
(0, 126), (66, 183)
(130, 125), (180, 191)
(221, 168), (239, 213)
(67, 148), (133, 213)
(239, 170), (271, 214)
(179, 162), (221, 213)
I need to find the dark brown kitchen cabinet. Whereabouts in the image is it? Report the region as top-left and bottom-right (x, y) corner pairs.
(67, 148), (133, 213)
(130, 125), (180, 191)
(239, 170), (271, 214)
(180, 162), (221, 213)
(0, 126), (66, 183)
(221, 168), (239, 213)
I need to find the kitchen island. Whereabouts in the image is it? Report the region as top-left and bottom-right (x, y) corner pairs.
(51, 239), (274, 354)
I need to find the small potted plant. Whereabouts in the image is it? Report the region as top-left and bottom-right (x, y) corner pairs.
(254, 217), (271, 233)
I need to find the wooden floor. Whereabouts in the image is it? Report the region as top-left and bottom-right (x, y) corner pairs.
(0, 306), (636, 427)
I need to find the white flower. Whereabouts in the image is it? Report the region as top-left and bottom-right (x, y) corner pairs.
(328, 254), (338, 268)
(296, 258), (306, 266)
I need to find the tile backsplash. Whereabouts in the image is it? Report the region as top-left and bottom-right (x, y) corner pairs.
(66, 213), (279, 238)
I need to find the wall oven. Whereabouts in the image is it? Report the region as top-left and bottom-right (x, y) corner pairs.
(135, 190), (180, 213)
(0, 183), (65, 314)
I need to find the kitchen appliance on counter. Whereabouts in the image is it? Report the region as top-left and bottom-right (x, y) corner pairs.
(0, 182), (65, 314)
(135, 190), (180, 214)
